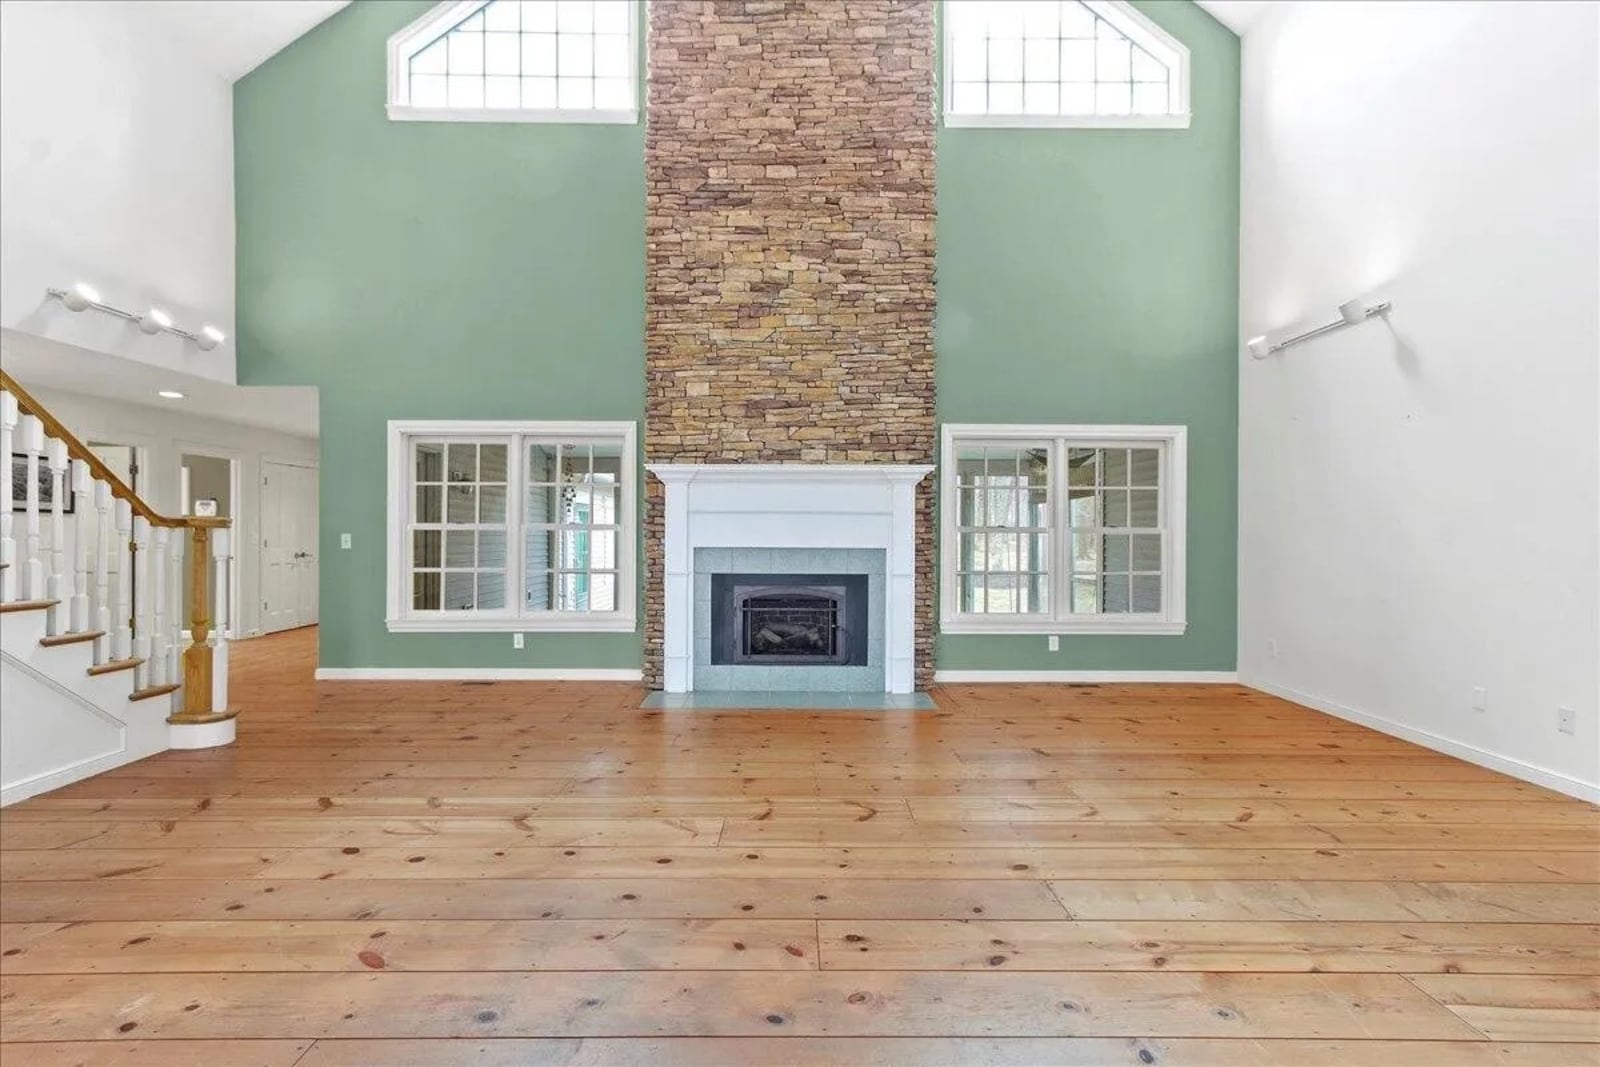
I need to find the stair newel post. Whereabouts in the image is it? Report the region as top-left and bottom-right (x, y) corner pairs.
(210, 526), (231, 713)
(111, 497), (133, 662)
(174, 519), (229, 721)
(70, 460), (92, 632)
(131, 515), (152, 689)
(150, 525), (169, 688)
(44, 437), (68, 635)
(0, 389), (15, 602)
(19, 413), (44, 601)
(91, 480), (112, 665)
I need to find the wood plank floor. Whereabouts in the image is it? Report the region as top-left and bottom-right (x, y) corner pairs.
(2, 627), (1596, 1065)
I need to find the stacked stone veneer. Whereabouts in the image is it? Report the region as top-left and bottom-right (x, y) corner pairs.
(643, 0), (936, 689)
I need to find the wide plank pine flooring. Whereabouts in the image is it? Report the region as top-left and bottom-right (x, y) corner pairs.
(2, 627), (1596, 1065)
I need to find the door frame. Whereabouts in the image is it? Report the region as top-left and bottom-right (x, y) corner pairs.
(261, 456), (319, 633)
(174, 443), (244, 639)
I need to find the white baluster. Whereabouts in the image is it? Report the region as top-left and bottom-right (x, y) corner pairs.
(44, 438), (68, 635)
(210, 528), (230, 713)
(70, 461), (92, 632)
(150, 526), (169, 688)
(0, 390), (15, 602)
(132, 515), (151, 689)
(168, 528), (185, 685)
(111, 497), (133, 662)
(19, 414), (44, 601)
(91, 480), (111, 665)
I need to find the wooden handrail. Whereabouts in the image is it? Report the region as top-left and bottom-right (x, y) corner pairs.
(0, 369), (227, 532)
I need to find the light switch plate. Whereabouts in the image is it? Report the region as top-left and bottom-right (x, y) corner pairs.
(513, 633), (525, 650)
(340, 533), (352, 550)
(1047, 635), (1060, 652)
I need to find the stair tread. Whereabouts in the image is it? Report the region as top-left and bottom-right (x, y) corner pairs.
(39, 630), (105, 648)
(86, 656), (143, 677)
(0, 599), (59, 614)
(130, 683), (181, 702)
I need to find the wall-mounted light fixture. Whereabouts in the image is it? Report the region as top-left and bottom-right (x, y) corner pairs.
(1248, 296), (1392, 360)
(47, 282), (228, 352)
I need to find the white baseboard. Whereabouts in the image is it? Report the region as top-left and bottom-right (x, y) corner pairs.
(314, 667), (644, 682)
(2, 748), (134, 807)
(933, 669), (1239, 684)
(1247, 677), (1600, 805)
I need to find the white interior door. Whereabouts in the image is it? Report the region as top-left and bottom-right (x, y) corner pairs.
(261, 460), (318, 633)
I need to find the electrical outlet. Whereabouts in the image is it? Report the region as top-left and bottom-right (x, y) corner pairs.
(512, 633), (525, 650)
(340, 533), (352, 550)
(1471, 686), (1488, 712)
(1047, 635), (1059, 652)
(1557, 706), (1575, 735)
(1267, 638), (1279, 658)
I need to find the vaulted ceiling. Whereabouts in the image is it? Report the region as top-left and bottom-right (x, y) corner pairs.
(142, 0), (349, 81)
(142, 0), (1265, 84)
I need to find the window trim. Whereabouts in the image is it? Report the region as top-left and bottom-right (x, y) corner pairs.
(385, 419), (638, 633)
(385, 0), (640, 125)
(941, 0), (1192, 131)
(939, 423), (1187, 636)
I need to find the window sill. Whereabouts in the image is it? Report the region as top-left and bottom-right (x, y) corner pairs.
(943, 113), (1191, 130)
(387, 614), (637, 634)
(941, 616), (1187, 637)
(387, 105), (639, 125)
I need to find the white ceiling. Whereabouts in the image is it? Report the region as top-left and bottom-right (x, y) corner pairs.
(140, 0), (350, 81)
(1194, 1), (1275, 35)
(139, 0), (1262, 85)
(2, 331), (318, 439)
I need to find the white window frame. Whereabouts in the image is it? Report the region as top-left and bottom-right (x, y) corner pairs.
(386, 419), (638, 633)
(942, 0), (1191, 130)
(386, 0), (640, 125)
(939, 423), (1187, 635)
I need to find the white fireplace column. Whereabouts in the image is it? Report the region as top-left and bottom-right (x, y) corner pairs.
(647, 464), (933, 694)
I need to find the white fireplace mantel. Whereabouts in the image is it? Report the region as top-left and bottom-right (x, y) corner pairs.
(647, 464), (933, 694)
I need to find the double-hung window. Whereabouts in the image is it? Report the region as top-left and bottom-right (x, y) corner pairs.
(387, 420), (636, 632)
(940, 424), (1186, 634)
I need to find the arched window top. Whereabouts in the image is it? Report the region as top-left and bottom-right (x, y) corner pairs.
(387, 0), (639, 124)
(944, 0), (1190, 129)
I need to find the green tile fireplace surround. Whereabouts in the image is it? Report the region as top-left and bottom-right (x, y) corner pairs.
(233, 0), (1239, 677)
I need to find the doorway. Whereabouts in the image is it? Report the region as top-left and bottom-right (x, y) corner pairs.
(261, 459), (318, 633)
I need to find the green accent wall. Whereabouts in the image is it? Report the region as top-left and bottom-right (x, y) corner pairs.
(235, 0), (1237, 675)
(935, 0), (1240, 672)
(234, 0), (645, 669)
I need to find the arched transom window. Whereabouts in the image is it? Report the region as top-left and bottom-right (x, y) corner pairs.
(944, 0), (1190, 128)
(387, 0), (638, 123)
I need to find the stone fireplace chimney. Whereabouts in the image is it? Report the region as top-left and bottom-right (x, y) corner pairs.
(643, 0), (936, 689)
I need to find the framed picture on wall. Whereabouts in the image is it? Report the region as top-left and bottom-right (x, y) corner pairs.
(9, 456), (74, 514)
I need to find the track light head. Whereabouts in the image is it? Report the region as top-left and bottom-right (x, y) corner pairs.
(60, 282), (100, 312)
(1247, 335), (1273, 359)
(196, 324), (226, 351)
(138, 307), (173, 335)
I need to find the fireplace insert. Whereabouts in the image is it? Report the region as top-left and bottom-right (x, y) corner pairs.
(711, 572), (868, 667)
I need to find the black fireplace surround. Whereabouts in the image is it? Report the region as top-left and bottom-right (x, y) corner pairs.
(711, 572), (869, 667)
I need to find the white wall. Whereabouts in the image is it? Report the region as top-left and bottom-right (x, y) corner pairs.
(0, 1), (237, 382)
(1239, 1), (1600, 799)
(29, 386), (318, 640)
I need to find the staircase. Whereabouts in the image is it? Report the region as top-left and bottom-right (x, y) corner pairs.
(0, 370), (238, 805)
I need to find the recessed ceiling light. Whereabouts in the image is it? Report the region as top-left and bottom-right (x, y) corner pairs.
(158, 389), (185, 400)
